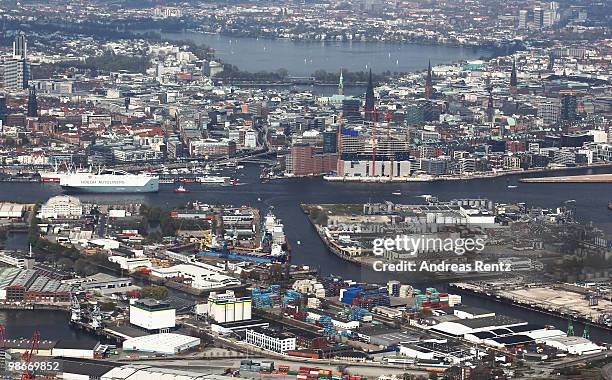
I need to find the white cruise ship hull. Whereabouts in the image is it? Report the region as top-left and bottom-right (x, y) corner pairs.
(60, 172), (159, 193)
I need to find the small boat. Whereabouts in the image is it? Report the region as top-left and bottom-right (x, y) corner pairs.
(174, 185), (191, 193)
(392, 190), (402, 196)
(507, 185), (518, 189)
(608, 202), (612, 211)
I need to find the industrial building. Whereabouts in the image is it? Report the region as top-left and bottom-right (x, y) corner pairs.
(122, 333), (201, 355)
(431, 315), (527, 337)
(39, 195), (83, 219)
(198, 290), (252, 323)
(544, 336), (603, 355)
(129, 299), (176, 332)
(245, 327), (296, 354)
(64, 273), (139, 296)
(52, 340), (101, 359)
(0, 268), (71, 303)
(0, 203), (25, 218)
(151, 263), (241, 290)
(399, 339), (475, 364)
(0, 251), (34, 269)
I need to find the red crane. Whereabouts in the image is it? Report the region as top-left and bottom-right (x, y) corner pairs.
(20, 330), (40, 380)
(0, 324), (5, 348)
(338, 107), (393, 177)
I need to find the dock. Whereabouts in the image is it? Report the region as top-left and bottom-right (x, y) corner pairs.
(520, 174), (612, 183)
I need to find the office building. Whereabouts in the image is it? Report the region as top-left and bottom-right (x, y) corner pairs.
(561, 94), (577, 121)
(533, 7), (543, 28)
(13, 32), (27, 59)
(518, 10), (528, 29)
(0, 57), (29, 90)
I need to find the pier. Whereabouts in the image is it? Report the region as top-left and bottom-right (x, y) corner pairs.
(521, 173), (612, 183)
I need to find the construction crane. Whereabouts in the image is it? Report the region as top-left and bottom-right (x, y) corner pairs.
(20, 330), (40, 380)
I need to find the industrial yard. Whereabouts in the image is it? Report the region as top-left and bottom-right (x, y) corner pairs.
(505, 286), (612, 319)
(452, 282), (612, 328)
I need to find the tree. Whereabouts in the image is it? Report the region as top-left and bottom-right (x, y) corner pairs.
(57, 258), (74, 271)
(74, 258), (96, 276)
(142, 285), (169, 300)
(99, 301), (117, 312)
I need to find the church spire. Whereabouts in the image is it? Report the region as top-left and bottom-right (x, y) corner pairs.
(425, 59), (433, 99)
(486, 78), (494, 124)
(27, 86), (38, 118)
(338, 68), (344, 95)
(510, 59), (518, 94)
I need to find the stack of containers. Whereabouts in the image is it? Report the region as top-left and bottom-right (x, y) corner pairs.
(387, 280), (401, 296)
(351, 286), (390, 310)
(339, 286), (362, 304)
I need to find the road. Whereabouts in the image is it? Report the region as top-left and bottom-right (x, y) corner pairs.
(602, 362), (612, 380)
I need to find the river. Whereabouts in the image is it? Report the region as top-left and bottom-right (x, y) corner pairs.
(0, 164), (611, 342)
(150, 30), (494, 77)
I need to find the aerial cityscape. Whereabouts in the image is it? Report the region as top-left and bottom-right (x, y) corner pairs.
(0, 0), (610, 379)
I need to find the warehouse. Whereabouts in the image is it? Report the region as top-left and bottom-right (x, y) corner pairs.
(101, 364), (234, 380)
(0, 203), (25, 218)
(0, 268), (21, 299)
(464, 324), (566, 347)
(52, 340), (101, 359)
(544, 336), (603, 355)
(399, 340), (475, 364)
(122, 333), (201, 355)
(151, 264), (241, 290)
(431, 315), (527, 337)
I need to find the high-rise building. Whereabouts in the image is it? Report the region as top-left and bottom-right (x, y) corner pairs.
(342, 98), (361, 120)
(0, 57), (29, 90)
(323, 130), (338, 153)
(405, 100), (440, 125)
(561, 94), (577, 121)
(543, 9), (556, 27)
(533, 7), (544, 28)
(13, 32), (27, 59)
(537, 99), (561, 125)
(518, 10), (528, 29)
(364, 69), (375, 121)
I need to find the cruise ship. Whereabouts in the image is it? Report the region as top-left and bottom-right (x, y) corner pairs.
(60, 170), (159, 193)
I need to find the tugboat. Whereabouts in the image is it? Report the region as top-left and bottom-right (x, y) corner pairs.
(174, 185), (191, 193)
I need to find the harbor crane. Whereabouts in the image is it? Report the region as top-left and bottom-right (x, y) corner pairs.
(20, 330), (40, 380)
